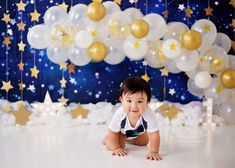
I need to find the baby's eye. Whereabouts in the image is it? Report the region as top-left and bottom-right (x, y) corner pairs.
(127, 100), (131, 103)
(138, 101), (144, 103)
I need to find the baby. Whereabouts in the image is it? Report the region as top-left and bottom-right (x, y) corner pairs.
(102, 76), (161, 160)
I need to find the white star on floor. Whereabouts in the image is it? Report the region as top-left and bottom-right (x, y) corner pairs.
(169, 88), (176, 96)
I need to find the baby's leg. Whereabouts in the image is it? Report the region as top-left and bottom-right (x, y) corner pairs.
(127, 131), (149, 146)
(102, 132), (127, 150)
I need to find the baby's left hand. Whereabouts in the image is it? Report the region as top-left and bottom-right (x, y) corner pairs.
(146, 152), (162, 161)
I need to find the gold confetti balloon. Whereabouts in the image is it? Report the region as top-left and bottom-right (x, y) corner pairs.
(220, 69), (235, 89)
(87, 2), (106, 22)
(130, 19), (149, 38)
(181, 30), (202, 50)
(88, 41), (108, 62)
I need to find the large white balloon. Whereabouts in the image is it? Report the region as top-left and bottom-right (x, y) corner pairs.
(164, 22), (189, 41)
(103, 1), (121, 16)
(228, 55), (235, 69)
(165, 60), (181, 74)
(194, 71), (212, 89)
(162, 39), (181, 59)
(44, 6), (67, 26)
(186, 65), (202, 80)
(68, 4), (87, 27)
(219, 100), (235, 125)
(75, 30), (93, 48)
(27, 24), (50, 49)
(187, 79), (204, 97)
(68, 45), (90, 66)
(214, 33), (231, 53)
(47, 45), (68, 64)
(124, 8), (143, 21)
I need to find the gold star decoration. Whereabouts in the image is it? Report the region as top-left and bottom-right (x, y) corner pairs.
(114, 0), (122, 5)
(205, 6), (214, 16)
(68, 63), (75, 74)
(60, 77), (67, 88)
(12, 101), (32, 125)
(3, 36), (11, 47)
(160, 68), (169, 76)
(18, 41), (26, 51)
(58, 95), (69, 104)
(159, 103), (182, 121)
(169, 42), (176, 50)
(18, 82), (25, 91)
(203, 24), (211, 32)
(17, 21), (26, 31)
(59, 2), (69, 11)
(70, 104), (89, 119)
(3, 104), (11, 113)
(232, 19), (235, 29)
(185, 7), (192, 18)
(163, 10), (169, 19)
(216, 85), (223, 94)
(229, 0), (235, 8)
(30, 10), (41, 22)
(1, 13), (11, 24)
(133, 42), (140, 49)
(18, 61), (25, 71)
(16, 0), (27, 11)
(60, 63), (68, 70)
(30, 66), (39, 78)
(141, 73), (150, 82)
(231, 40), (235, 51)
(1, 81), (13, 92)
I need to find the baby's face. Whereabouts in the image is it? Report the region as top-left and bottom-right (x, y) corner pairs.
(120, 92), (148, 118)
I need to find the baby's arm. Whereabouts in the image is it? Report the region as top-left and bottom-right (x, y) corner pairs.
(146, 131), (162, 160)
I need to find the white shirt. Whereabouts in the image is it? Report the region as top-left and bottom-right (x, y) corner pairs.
(108, 106), (159, 139)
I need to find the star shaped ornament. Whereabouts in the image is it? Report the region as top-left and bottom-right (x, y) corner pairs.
(3, 36), (11, 47)
(30, 66), (39, 78)
(1, 13), (11, 24)
(205, 6), (214, 16)
(229, 0), (235, 8)
(16, 0), (27, 11)
(70, 104), (89, 119)
(59, 2), (69, 11)
(185, 7), (192, 18)
(159, 103), (182, 121)
(160, 68), (169, 76)
(12, 101), (32, 125)
(141, 73), (150, 82)
(30, 10), (41, 22)
(1, 81), (13, 92)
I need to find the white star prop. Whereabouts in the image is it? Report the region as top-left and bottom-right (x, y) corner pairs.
(178, 4), (185, 11)
(169, 88), (176, 96)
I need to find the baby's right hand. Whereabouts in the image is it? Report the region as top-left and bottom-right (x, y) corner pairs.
(112, 147), (127, 156)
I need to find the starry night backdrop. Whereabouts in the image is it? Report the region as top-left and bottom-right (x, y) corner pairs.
(0, 0), (234, 105)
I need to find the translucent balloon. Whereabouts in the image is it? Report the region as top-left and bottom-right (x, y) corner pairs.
(68, 4), (87, 27)
(103, 1), (121, 16)
(214, 33), (231, 53)
(165, 60), (181, 74)
(123, 36), (148, 61)
(124, 8), (143, 21)
(228, 55), (235, 69)
(143, 13), (166, 41)
(174, 49), (199, 72)
(47, 45), (68, 64)
(164, 22), (189, 41)
(186, 65), (202, 80)
(27, 24), (50, 49)
(194, 71), (212, 89)
(162, 39), (181, 59)
(44, 6), (67, 26)
(187, 79), (204, 97)
(204, 78), (230, 105)
(68, 45), (90, 66)
(145, 41), (169, 68)
(219, 100), (235, 125)
(200, 45), (228, 74)
(75, 30), (93, 48)
(191, 19), (217, 54)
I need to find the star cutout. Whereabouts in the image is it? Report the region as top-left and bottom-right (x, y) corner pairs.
(30, 66), (39, 78)
(1, 13), (11, 24)
(59, 2), (69, 11)
(169, 88), (176, 96)
(30, 10), (41, 22)
(17, 21), (26, 31)
(160, 68), (169, 76)
(1, 81), (13, 92)
(3, 36), (11, 47)
(163, 10), (169, 19)
(133, 42), (140, 49)
(60, 63), (67, 70)
(141, 73), (150, 82)
(18, 82), (25, 91)
(232, 19), (235, 29)
(18, 41), (26, 51)
(12, 102), (32, 125)
(159, 103), (182, 121)
(68, 63), (75, 73)
(58, 95), (69, 104)
(203, 24), (211, 32)
(18, 61), (25, 71)
(169, 42), (176, 50)
(3, 104), (11, 113)
(60, 77), (67, 88)
(205, 6), (214, 16)
(114, 0), (122, 5)
(16, 0), (27, 11)
(231, 40), (235, 51)
(229, 0), (235, 8)
(70, 104), (89, 119)
(185, 7), (192, 18)
(178, 4), (185, 11)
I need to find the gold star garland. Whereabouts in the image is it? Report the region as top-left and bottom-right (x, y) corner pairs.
(58, 63), (69, 104)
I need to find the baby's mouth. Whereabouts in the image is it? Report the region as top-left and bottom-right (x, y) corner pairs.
(130, 110), (138, 113)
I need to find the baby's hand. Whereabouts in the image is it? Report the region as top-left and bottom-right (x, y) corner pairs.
(112, 147), (127, 156)
(146, 152), (162, 161)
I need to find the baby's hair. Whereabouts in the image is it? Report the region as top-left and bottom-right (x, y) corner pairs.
(119, 76), (151, 102)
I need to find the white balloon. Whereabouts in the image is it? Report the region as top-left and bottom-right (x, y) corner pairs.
(75, 30), (93, 48)
(228, 55), (235, 69)
(219, 100), (235, 125)
(165, 60), (181, 74)
(186, 65), (202, 80)
(214, 33), (231, 53)
(105, 46), (125, 65)
(194, 71), (212, 89)
(68, 4), (87, 27)
(103, 1), (121, 16)
(47, 45), (68, 64)
(68, 45), (90, 66)
(162, 39), (181, 59)
(164, 22), (189, 41)
(27, 24), (50, 49)
(44, 6), (67, 26)
(187, 79), (204, 97)
(124, 8), (143, 21)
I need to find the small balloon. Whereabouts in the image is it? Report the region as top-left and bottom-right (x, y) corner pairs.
(220, 69), (235, 89)
(181, 30), (202, 50)
(87, 2), (105, 22)
(130, 19), (149, 39)
(194, 71), (212, 89)
(88, 41), (107, 62)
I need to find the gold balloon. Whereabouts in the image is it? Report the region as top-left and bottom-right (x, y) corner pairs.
(220, 69), (235, 89)
(87, 2), (105, 22)
(130, 19), (149, 38)
(88, 41), (107, 62)
(181, 30), (202, 50)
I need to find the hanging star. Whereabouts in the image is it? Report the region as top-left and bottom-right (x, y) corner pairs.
(160, 68), (169, 76)
(60, 77), (67, 88)
(17, 21), (26, 31)
(68, 63), (75, 73)
(30, 66), (39, 78)
(231, 40), (235, 51)
(133, 42), (140, 49)
(114, 0), (122, 5)
(203, 24), (211, 32)
(18, 61), (25, 71)
(205, 6), (214, 16)
(16, 0), (27, 11)
(159, 103), (182, 121)
(59, 2), (69, 11)
(229, 0), (235, 8)
(163, 10), (169, 19)
(178, 4), (185, 11)
(3, 104), (11, 113)
(185, 7), (192, 18)
(58, 95), (69, 104)
(169, 88), (176, 96)
(70, 104), (89, 119)
(232, 19), (235, 29)
(1, 13), (11, 24)
(18, 82), (25, 91)
(60, 63), (68, 70)
(30, 10), (41, 22)
(18, 41), (26, 51)
(12, 101), (32, 125)
(141, 73), (150, 82)
(1, 81), (13, 92)
(3, 36), (11, 47)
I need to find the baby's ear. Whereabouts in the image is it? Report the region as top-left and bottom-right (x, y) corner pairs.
(119, 96), (123, 102)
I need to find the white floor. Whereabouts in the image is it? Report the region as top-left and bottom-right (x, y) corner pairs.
(0, 125), (234, 168)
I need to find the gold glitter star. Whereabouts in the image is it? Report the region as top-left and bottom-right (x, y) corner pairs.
(141, 73), (150, 82)
(60, 77), (67, 88)
(3, 36), (11, 47)
(18, 61), (25, 71)
(160, 68), (169, 76)
(18, 82), (25, 91)
(58, 95), (69, 104)
(12, 101), (32, 125)
(60, 63), (68, 70)
(18, 41), (26, 51)
(185, 7), (192, 18)
(133, 41), (140, 49)
(17, 21), (26, 31)
(16, 0), (27, 11)
(59, 2), (69, 11)
(70, 104), (89, 119)
(68, 63), (75, 74)
(1, 13), (11, 24)
(159, 103), (182, 121)
(30, 10), (41, 22)
(216, 85), (223, 94)
(30, 66), (39, 78)
(205, 6), (214, 16)
(1, 81), (13, 92)
(114, 0), (122, 5)
(203, 24), (211, 32)
(229, 0), (235, 8)
(169, 42), (176, 50)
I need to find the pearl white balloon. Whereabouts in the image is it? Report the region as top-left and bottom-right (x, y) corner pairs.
(47, 45), (68, 64)
(103, 1), (121, 16)
(194, 71), (212, 89)
(187, 79), (204, 97)
(68, 4), (87, 26)
(186, 65), (202, 80)
(165, 60), (181, 74)
(75, 30), (93, 48)
(44, 6), (67, 26)
(214, 33), (231, 53)
(219, 100), (235, 125)
(162, 39), (181, 59)
(164, 22), (189, 41)
(68, 45), (90, 66)
(228, 55), (235, 69)
(124, 8), (143, 21)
